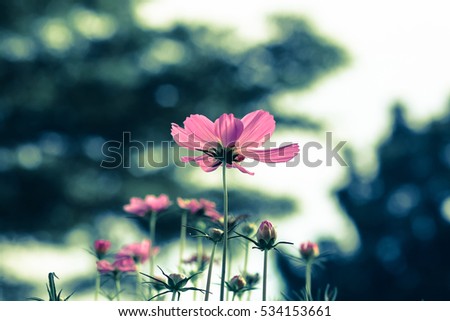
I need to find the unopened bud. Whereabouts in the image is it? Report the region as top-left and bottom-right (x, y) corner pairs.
(208, 228), (224, 243)
(299, 241), (320, 261)
(256, 220), (277, 249)
(241, 223), (257, 237)
(169, 273), (187, 285)
(229, 275), (246, 292)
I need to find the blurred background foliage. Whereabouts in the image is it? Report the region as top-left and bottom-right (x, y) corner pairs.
(280, 104), (450, 300)
(1, 0), (450, 301)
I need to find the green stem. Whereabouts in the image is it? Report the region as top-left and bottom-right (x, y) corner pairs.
(220, 162), (228, 301)
(135, 263), (141, 300)
(263, 249), (268, 301)
(193, 237), (203, 301)
(232, 292), (236, 301)
(243, 242), (250, 277)
(305, 260), (312, 300)
(226, 248), (232, 300)
(204, 242), (217, 301)
(148, 212), (157, 299)
(115, 274), (121, 301)
(149, 212), (157, 277)
(179, 211), (187, 271)
(197, 237), (203, 270)
(95, 272), (100, 301)
(171, 291), (177, 301)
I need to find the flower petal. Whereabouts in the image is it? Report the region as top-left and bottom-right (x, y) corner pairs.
(183, 115), (218, 145)
(214, 113), (244, 147)
(237, 110), (276, 148)
(232, 163), (255, 175)
(171, 123), (202, 150)
(180, 155), (204, 163)
(244, 143), (299, 163)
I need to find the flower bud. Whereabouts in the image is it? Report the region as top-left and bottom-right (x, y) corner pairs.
(208, 227), (224, 243)
(228, 275), (246, 292)
(245, 272), (260, 287)
(241, 223), (257, 237)
(299, 241), (320, 261)
(256, 220), (277, 249)
(94, 240), (111, 259)
(169, 273), (187, 285)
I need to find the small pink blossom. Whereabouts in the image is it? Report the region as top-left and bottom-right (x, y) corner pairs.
(94, 239), (111, 258)
(177, 197), (222, 220)
(97, 258), (137, 274)
(116, 239), (159, 264)
(299, 241), (320, 260)
(145, 194), (172, 213)
(171, 110), (299, 175)
(96, 260), (115, 274)
(183, 254), (210, 265)
(123, 197), (149, 217)
(113, 257), (137, 272)
(124, 194), (171, 217)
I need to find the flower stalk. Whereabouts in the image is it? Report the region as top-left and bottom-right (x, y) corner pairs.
(220, 161), (228, 301)
(114, 274), (121, 301)
(179, 210), (187, 271)
(149, 212), (157, 278)
(95, 272), (100, 301)
(204, 242), (217, 301)
(262, 249), (268, 301)
(305, 260), (312, 300)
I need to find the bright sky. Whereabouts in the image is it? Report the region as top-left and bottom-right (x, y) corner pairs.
(137, 0), (450, 253)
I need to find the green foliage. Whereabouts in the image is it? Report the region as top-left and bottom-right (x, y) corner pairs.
(28, 272), (74, 301)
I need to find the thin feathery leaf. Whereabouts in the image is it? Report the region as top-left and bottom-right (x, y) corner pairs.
(233, 232), (259, 247)
(140, 272), (168, 286)
(148, 290), (172, 301)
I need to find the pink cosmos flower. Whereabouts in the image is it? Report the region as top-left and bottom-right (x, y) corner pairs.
(94, 239), (111, 258)
(123, 197), (149, 217)
(123, 194), (172, 217)
(113, 257), (137, 272)
(145, 194), (172, 212)
(96, 260), (115, 274)
(177, 197), (222, 220)
(96, 258), (136, 274)
(116, 239), (160, 264)
(171, 110), (299, 175)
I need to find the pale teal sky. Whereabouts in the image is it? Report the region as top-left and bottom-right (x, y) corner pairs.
(136, 0), (450, 254)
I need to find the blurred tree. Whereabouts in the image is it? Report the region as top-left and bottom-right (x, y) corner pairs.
(280, 102), (450, 300)
(0, 1), (346, 239)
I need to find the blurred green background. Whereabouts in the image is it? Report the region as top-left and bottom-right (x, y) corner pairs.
(1, 0), (450, 300)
